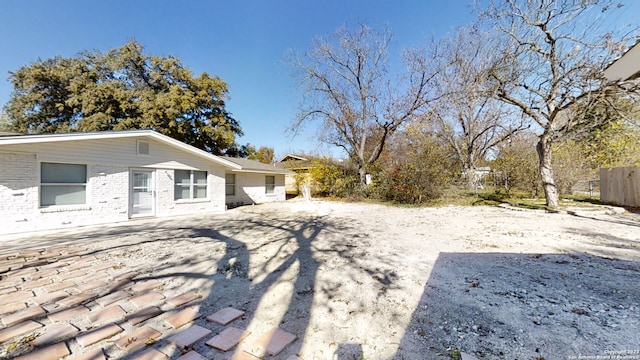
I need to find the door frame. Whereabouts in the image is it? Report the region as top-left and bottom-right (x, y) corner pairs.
(129, 168), (156, 218)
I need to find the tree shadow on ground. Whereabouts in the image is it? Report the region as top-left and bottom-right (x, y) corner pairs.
(393, 252), (640, 360)
(115, 210), (396, 359)
(0, 206), (403, 359)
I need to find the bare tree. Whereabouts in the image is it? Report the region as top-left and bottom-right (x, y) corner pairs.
(289, 24), (439, 184)
(483, 0), (637, 209)
(427, 26), (528, 188)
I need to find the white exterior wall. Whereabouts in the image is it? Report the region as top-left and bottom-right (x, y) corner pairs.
(0, 136), (228, 235)
(154, 167), (226, 217)
(226, 173), (286, 206)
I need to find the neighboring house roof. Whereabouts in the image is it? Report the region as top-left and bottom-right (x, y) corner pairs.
(0, 131), (21, 136)
(278, 154), (308, 162)
(0, 130), (242, 169)
(604, 40), (640, 81)
(222, 156), (294, 175)
(278, 154), (316, 171)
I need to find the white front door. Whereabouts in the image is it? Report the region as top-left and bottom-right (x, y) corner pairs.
(130, 169), (155, 217)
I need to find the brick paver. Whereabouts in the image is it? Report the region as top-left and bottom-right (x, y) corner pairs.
(129, 291), (166, 307)
(129, 348), (168, 360)
(79, 271), (110, 284)
(0, 320), (43, 343)
(76, 280), (107, 292)
(248, 328), (297, 356)
(2, 306), (46, 326)
(65, 348), (106, 360)
(95, 290), (130, 307)
(232, 351), (261, 360)
(20, 278), (53, 290)
(206, 307), (245, 325)
(177, 351), (208, 360)
(115, 326), (162, 352)
(14, 341), (70, 360)
(57, 292), (96, 307)
(130, 279), (163, 293)
(32, 323), (79, 347)
(47, 305), (90, 323)
(0, 290), (34, 304)
(103, 279), (133, 293)
(43, 281), (75, 293)
(0, 301), (26, 315)
(76, 324), (123, 347)
(0, 234), (304, 360)
(32, 290), (70, 305)
(126, 306), (163, 325)
(86, 304), (127, 325)
(164, 306), (200, 329)
(167, 324), (211, 348)
(165, 292), (200, 309)
(0, 286), (17, 296)
(29, 268), (59, 280)
(57, 269), (89, 281)
(205, 327), (250, 352)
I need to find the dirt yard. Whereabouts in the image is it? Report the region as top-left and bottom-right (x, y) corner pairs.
(1, 199), (639, 360)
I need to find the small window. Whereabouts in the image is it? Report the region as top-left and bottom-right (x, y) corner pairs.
(265, 175), (275, 195)
(137, 140), (149, 155)
(174, 170), (207, 200)
(40, 162), (87, 207)
(225, 174), (236, 196)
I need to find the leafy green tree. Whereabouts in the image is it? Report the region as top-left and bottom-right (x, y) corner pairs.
(3, 40), (242, 154)
(491, 131), (539, 196)
(308, 157), (353, 197)
(247, 146), (275, 164)
(0, 112), (9, 132)
(379, 123), (456, 203)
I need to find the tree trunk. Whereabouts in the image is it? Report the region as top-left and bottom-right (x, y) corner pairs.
(358, 166), (367, 186)
(536, 137), (559, 210)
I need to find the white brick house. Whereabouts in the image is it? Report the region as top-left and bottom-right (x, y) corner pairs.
(222, 156), (293, 208)
(0, 130), (286, 235)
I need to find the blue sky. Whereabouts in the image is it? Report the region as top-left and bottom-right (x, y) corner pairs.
(0, 1), (637, 159)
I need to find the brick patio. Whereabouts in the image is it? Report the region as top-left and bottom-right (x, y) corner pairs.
(0, 246), (299, 359)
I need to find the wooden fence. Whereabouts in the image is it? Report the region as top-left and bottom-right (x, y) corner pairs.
(600, 166), (640, 207)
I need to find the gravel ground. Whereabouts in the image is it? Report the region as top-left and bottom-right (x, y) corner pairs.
(1, 199), (639, 360)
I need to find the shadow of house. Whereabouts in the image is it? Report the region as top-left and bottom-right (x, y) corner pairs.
(394, 252), (640, 360)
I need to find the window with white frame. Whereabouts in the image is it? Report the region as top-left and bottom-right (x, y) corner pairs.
(225, 174), (236, 196)
(265, 175), (275, 194)
(174, 170), (207, 200)
(40, 162), (87, 207)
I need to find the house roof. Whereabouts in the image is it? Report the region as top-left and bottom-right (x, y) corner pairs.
(222, 156), (294, 175)
(0, 130), (242, 169)
(278, 154), (308, 162)
(604, 40), (640, 81)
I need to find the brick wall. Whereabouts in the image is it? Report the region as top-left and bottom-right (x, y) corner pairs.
(155, 167), (226, 217)
(1, 149), (228, 235)
(225, 173), (286, 206)
(0, 152), (38, 228)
